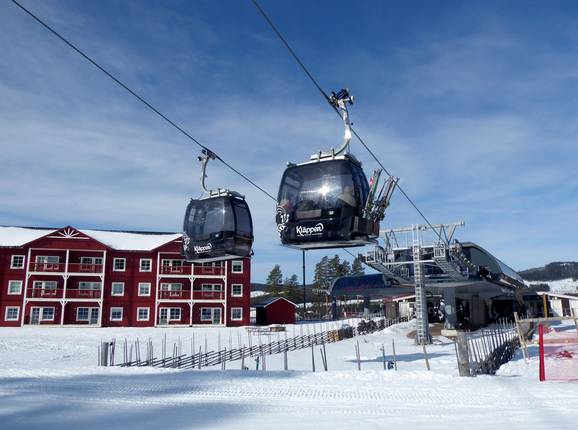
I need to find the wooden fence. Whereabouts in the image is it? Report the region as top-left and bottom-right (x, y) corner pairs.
(99, 316), (409, 369)
(455, 319), (521, 376)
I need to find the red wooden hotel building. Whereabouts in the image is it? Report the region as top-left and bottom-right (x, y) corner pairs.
(0, 226), (250, 327)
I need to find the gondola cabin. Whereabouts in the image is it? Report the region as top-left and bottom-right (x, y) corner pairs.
(276, 154), (379, 249)
(183, 191), (253, 262)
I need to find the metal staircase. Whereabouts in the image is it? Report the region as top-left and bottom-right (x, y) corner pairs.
(363, 245), (411, 284)
(433, 243), (468, 281)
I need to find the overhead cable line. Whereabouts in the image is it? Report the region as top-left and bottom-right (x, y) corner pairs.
(250, 0), (446, 243)
(10, 0), (365, 265)
(10, 0), (277, 202)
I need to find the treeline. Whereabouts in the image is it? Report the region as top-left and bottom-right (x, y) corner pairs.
(519, 262), (578, 281)
(261, 254), (366, 303)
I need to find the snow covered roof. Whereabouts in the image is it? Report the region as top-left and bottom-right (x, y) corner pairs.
(81, 229), (182, 251)
(0, 227), (57, 247)
(0, 226), (182, 251)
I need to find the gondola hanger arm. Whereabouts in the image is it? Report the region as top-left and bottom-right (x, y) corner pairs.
(198, 149), (217, 194)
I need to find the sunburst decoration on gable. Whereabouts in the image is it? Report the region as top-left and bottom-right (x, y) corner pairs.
(58, 228), (80, 238)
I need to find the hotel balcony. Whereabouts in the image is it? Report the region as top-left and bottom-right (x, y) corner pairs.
(158, 289), (225, 300)
(28, 262), (104, 275)
(159, 265), (225, 277)
(26, 288), (102, 299)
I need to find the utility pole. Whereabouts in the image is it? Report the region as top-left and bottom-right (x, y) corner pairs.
(302, 250), (306, 319)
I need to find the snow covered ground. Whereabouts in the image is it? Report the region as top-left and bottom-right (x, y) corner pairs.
(1, 321), (577, 430)
(249, 290), (267, 298)
(526, 278), (578, 294)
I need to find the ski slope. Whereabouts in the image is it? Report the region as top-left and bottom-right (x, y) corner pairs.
(526, 278), (578, 294)
(0, 321), (577, 429)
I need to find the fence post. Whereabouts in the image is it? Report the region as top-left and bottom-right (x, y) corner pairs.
(355, 341), (361, 370)
(571, 308), (578, 335)
(538, 324), (545, 382)
(100, 341), (109, 367)
(311, 343), (316, 372)
(422, 343), (430, 371)
(455, 331), (471, 377)
(392, 339), (397, 370)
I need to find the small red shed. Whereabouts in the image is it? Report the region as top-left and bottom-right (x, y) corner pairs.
(254, 297), (296, 325)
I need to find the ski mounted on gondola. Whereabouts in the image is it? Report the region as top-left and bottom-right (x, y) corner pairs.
(182, 149), (254, 262)
(275, 89), (398, 250)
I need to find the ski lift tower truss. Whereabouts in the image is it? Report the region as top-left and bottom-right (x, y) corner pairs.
(363, 221), (469, 344)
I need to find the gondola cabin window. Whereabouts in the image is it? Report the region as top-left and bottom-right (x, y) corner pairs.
(278, 161), (360, 221)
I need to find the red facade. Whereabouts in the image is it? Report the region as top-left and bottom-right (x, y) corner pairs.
(0, 226), (251, 327)
(255, 298), (296, 325)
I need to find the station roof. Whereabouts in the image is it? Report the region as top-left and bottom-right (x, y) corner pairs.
(329, 274), (415, 298)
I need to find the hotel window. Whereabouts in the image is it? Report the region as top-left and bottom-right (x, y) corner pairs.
(110, 307), (123, 321)
(162, 259), (184, 273)
(79, 282), (101, 290)
(33, 281), (58, 290)
(162, 259), (183, 267)
(35, 255), (60, 264)
(201, 284), (222, 292)
(80, 257), (103, 265)
(140, 258), (152, 272)
(138, 283), (151, 296)
(111, 282), (125, 296)
(169, 308), (181, 321)
(41, 307), (55, 321)
(113, 258), (126, 272)
(5, 307), (19, 321)
(231, 284), (243, 297)
(201, 308), (212, 321)
(10, 255), (24, 269)
(160, 283), (182, 293)
(77, 307), (89, 321)
(232, 260), (243, 274)
(231, 308), (243, 321)
(137, 307), (150, 321)
(8, 280), (23, 295)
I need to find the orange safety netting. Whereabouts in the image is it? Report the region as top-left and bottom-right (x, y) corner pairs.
(539, 324), (578, 382)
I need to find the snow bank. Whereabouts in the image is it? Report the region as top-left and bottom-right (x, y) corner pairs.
(1, 321), (577, 430)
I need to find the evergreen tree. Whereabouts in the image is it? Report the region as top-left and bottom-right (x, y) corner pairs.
(338, 260), (351, 277)
(265, 264), (283, 294)
(313, 256), (330, 289)
(283, 274), (301, 303)
(351, 256), (365, 276)
(327, 255), (342, 288)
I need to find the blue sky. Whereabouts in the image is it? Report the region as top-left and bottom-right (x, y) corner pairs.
(1, 0), (578, 282)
